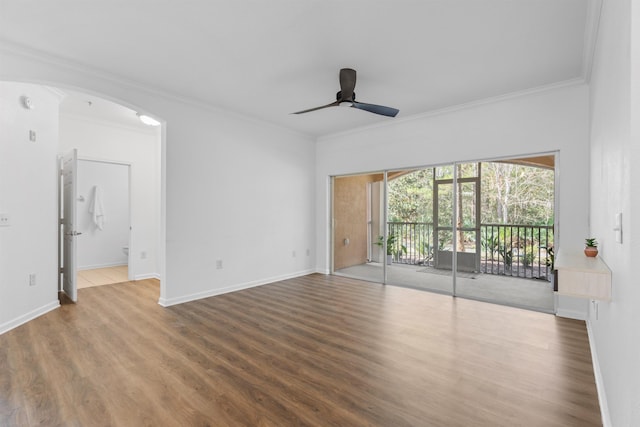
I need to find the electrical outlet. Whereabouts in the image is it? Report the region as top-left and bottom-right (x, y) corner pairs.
(29, 273), (36, 286)
(140, 251), (147, 260)
(292, 250), (296, 258)
(29, 130), (36, 142)
(306, 249), (310, 256)
(0, 213), (10, 226)
(216, 259), (223, 269)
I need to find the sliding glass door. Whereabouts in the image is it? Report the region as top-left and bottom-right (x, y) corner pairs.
(383, 166), (453, 295)
(331, 155), (556, 313)
(447, 163), (481, 296)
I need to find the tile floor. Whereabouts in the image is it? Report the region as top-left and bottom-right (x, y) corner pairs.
(77, 265), (129, 288)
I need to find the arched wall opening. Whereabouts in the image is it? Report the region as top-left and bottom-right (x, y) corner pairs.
(0, 78), (167, 333)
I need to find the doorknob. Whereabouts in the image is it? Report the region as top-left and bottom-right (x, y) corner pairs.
(65, 231), (83, 236)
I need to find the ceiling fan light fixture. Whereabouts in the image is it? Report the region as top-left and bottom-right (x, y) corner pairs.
(137, 113), (160, 126)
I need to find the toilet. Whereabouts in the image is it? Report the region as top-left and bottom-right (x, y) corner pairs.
(122, 246), (129, 257)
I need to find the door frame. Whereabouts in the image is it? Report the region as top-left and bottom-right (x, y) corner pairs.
(77, 157), (133, 281)
(59, 154), (136, 297)
(59, 149), (78, 301)
(433, 168), (481, 275)
(328, 151), (558, 312)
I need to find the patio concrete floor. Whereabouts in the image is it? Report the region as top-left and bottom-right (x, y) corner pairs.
(335, 262), (555, 313)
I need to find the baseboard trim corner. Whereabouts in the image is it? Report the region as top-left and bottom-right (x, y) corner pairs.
(555, 308), (587, 320)
(134, 272), (161, 281)
(158, 269), (315, 307)
(0, 300), (60, 335)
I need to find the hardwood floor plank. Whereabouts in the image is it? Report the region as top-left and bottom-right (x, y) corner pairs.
(0, 274), (601, 426)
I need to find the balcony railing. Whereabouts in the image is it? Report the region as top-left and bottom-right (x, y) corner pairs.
(386, 222), (554, 280)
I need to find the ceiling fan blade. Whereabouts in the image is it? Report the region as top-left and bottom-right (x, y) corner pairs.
(351, 101), (399, 117)
(292, 101), (340, 114)
(339, 68), (356, 101)
(293, 68), (398, 118)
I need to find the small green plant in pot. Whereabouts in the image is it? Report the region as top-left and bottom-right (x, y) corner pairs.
(376, 234), (407, 265)
(584, 238), (598, 257)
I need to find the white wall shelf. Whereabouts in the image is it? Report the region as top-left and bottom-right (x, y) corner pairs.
(555, 249), (612, 301)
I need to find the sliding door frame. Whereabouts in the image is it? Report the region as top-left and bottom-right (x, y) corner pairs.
(329, 151), (558, 312)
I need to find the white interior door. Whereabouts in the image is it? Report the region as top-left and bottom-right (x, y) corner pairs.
(62, 149), (79, 302)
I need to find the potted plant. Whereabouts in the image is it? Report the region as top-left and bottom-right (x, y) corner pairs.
(376, 234), (407, 265)
(584, 238), (598, 257)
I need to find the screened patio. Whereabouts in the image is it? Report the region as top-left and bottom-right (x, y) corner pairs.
(332, 156), (556, 313)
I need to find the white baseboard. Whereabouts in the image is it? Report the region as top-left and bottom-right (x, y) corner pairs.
(555, 308), (587, 320)
(0, 300), (60, 335)
(157, 269), (315, 307)
(134, 273), (161, 281)
(586, 320), (612, 427)
(78, 262), (127, 270)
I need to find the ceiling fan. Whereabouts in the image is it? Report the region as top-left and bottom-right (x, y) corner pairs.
(293, 68), (399, 117)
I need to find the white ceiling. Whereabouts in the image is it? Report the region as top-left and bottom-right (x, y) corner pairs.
(0, 0), (593, 137)
(58, 88), (154, 130)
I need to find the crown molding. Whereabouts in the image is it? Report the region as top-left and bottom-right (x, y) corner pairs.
(43, 86), (67, 102)
(318, 77), (587, 142)
(0, 40), (313, 141)
(1, 36), (592, 144)
(0, 39), (167, 100)
(582, 0), (604, 83)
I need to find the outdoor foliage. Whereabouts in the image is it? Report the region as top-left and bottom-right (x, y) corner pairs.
(387, 162), (554, 226)
(385, 161), (554, 277)
(387, 169), (434, 223)
(481, 163), (554, 225)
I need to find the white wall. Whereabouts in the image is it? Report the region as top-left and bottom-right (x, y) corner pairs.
(162, 106), (316, 304)
(59, 114), (160, 279)
(77, 160), (129, 270)
(0, 47), (316, 311)
(588, 0), (640, 424)
(316, 84), (591, 317)
(0, 82), (61, 333)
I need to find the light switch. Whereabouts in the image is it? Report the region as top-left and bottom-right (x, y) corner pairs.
(614, 212), (622, 243)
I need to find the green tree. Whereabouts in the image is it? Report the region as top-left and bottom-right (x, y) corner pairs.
(387, 162), (554, 227)
(481, 163), (554, 225)
(387, 169), (434, 223)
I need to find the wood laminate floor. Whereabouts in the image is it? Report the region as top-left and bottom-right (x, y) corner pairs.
(0, 274), (601, 426)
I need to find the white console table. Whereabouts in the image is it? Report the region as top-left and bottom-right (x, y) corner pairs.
(555, 249), (612, 301)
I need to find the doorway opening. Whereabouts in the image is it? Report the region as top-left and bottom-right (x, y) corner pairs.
(58, 89), (163, 302)
(332, 154), (556, 313)
(75, 159), (131, 288)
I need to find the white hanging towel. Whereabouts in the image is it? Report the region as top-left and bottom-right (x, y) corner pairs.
(89, 185), (106, 230)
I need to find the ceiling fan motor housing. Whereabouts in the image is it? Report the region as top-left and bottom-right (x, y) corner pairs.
(292, 68), (398, 117)
(337, 91), (355, 101)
